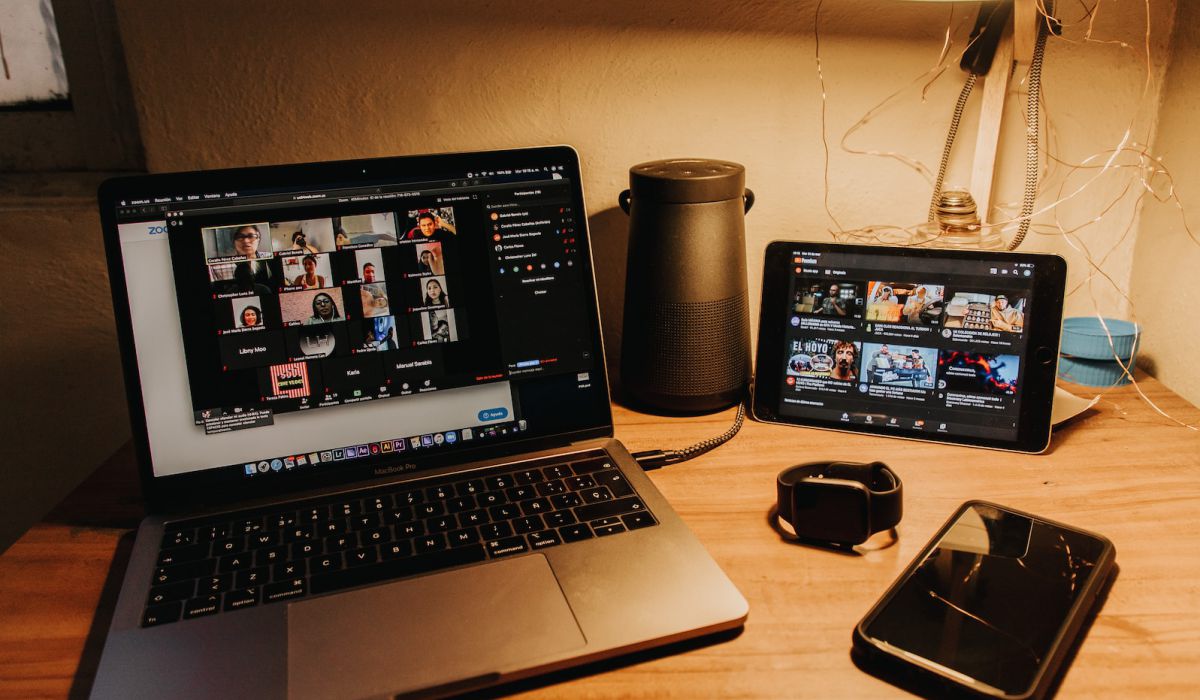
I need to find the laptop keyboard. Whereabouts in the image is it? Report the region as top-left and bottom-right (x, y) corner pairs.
(141, 452), (657, 627)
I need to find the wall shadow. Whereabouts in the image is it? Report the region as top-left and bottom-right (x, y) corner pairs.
(588, 206), (631, 400)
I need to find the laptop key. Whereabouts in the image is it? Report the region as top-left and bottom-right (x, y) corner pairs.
(212, 537), (245, 555)
(218, 554), (252, 573)
(362, 526), (391, 545)
(515, 469), (545, 485)
(622, 512), (657, 529)
(513, 515), (543, 534)
(543, 464), (572, 480)
(417, 502), (445, 518)
(484, 475), (512, 491)
(489, 504), (520, 521)
(571, 457), (614, 474)
(558, 524), (593, 542)
(425, 485), (453, 501)
(264, 578), (307, 604)
(200, 573), (233, 594)
(581, 487), (614, 504)
(183, 595), (221, 619)
(147, 580), (195, 605)
(460, 509), (490, 526)
(551, 493), (582, 509)
(349, 513), (380, 530)
(308, 553), (344, 574)
(480, 522), (514, 540)
(272, 561), (304, 581)
(448, 528), (479, 546)
(565, 476), (596, 491)
(346, 547), (378, 567)
(161, 530), (194, 549)
(414, 534), (448, 554)
(574, 497), (646, 523)
(527, 530), (562, 550)
(520, 498), (551, 515)
(536, 480), (567, 497)
(197, 524), (230, 541)
(308, 545), (486, 596)
(291, 541), (321, 559)
(397, 490), (424, 506)
(330, 500), (362, 518)
(325, 533), (359, 552)
(381, 540), (414, 559)
(249, 532), (278, 548)
(155, 559), (215, 584)
(455, 479), (484, 496)
(486, 536), (529, 558)
(156, 543), (209, 566)
(593, 522), (627, 537)
(223, 587), (259, 612)
(365, 496), (392, 512)
(426, 516), (457, 533)
(594, 470), (635, 498)
(384, 506), (414, 524)
(142, 602), (181, 627)
(447, 496), (475, 513)
(236, 567), (269, 588)
(544, 510), (576, 528)
(506, 485), (537, 501)
(478, 491), (508, 507)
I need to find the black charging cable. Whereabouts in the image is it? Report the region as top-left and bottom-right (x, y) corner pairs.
(632, 401), (746, 470)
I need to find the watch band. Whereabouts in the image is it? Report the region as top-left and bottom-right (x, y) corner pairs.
(776, 461), (903, 545)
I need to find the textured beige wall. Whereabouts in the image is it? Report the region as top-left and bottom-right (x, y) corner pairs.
(1132, 1), (1200, 406)
(110, 1), (1175, 370)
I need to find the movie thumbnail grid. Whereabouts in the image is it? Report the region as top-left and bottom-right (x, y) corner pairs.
(784, 336), (1021, 399)
(791, 275), (1028, 335)
(201, 207), (465, 405)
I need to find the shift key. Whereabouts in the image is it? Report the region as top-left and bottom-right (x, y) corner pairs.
(574, 497), (647, 523)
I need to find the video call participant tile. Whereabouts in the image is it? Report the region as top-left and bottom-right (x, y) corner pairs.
(280, 288), (345, 326)
(407, 275), (451, 309)
(219, 331), (286, 371)
(209, 259), (281, 298)
(412, 308), (460, 344)
(383, 347), (445, 392)
(257, 360), (321, 401)
(202, 223), (272, 264)
(414, 241), (445, 276)
(347, 249), (386, 284)
(270, 218), (336, 257)
(359, 282), (392, 318)
(284, 323), (349, 360)
(401, 207), (457, 244)
(281, 253), (334, 290)
(232, 296), (267, 330)
(334, 212), (398, 249)
(354, 315), (405, 353)
(320, 355), (387, 401)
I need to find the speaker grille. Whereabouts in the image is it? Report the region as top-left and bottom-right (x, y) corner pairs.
(640, 292), (749, 396)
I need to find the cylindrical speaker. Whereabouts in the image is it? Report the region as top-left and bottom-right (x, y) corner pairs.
(618, 159), (753, 413)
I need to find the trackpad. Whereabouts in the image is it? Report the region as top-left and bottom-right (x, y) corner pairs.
(287, 554), (585, 699)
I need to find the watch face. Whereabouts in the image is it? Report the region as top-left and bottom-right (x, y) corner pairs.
(792, 480), (872, 544)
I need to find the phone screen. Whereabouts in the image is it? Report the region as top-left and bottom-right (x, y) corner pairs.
(859, 503), (1108, 695)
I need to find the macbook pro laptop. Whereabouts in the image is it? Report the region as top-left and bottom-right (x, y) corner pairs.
(92, 146), (747, 699)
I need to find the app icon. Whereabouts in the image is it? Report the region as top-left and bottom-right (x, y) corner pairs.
(357, 445), (370, 457)
(433, 433), (445, 445)
(370, 443), (381, 455)
(333, 448), (344, 460)
(296, 455), (308, 467)
(410, 437), (421, 449)
(381, 441), (393, 453)
(462, 428), (473, 440)
(445, 431), (457, 444)
(421, 434), (434, 447)
(270, 459), (283, 472)
(394, 439), (406, 452)
(257, 461), (271, 473)
(320, 451), (333, 462)
(308, 452), (320, 464)
(244, 463), (256, 476)
(284, 456), (296, 469)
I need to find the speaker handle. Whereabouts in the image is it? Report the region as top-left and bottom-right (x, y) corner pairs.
(619, 187), (753, 213)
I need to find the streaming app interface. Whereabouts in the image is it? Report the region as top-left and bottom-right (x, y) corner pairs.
(114, 161), (603, 480)
(777, 248), (1036, 442)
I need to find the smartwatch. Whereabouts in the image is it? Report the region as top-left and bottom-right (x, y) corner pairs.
(775, 461), (903, 546)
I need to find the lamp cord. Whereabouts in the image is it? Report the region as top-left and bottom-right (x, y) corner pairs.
(929, 72), (979, 223)
(1008, 1), (1051, 251)
(633, 401), (746, 470)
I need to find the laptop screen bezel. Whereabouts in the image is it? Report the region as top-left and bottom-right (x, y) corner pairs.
(99, 146), (614, 513)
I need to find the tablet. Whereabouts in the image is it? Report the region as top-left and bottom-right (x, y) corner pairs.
(753, 242), (1067, 453)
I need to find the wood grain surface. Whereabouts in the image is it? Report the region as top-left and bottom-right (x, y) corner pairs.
(1, 378), (1197, 698)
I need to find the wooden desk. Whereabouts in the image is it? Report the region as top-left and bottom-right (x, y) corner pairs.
(1, 378), (1198, 698)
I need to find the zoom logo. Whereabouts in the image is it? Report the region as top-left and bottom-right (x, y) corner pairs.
(147, 225), (169, 235)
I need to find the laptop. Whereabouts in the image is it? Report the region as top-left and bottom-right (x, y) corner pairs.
(91, 146), (748, 699)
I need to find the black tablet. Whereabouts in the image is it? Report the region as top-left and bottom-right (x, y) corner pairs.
(753, 242), (1067, 453)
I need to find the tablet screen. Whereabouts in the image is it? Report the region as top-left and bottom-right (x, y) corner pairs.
(754, 243), (1066, 453)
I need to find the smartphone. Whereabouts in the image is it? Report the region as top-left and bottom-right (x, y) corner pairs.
(853, 501), (1116, 699)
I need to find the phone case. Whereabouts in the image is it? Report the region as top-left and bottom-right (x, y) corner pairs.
(851, 500), (1116, 699)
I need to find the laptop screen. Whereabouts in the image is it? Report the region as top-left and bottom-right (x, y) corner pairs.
(103, 148), (611, 496)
